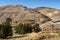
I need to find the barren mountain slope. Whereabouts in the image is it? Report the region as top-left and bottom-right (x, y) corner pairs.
(0, 5), (51, 26)
(35, 7), (60, 32)
(0, 5), (60, 40)
(35, 7), (60, 21)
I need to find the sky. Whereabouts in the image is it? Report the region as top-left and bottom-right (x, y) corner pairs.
(0, 0), (60, 9)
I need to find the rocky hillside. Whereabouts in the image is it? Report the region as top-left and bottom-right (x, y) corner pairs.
(0, 5), (60, 40)
(35, 7), (60, 21)
(35, 7), (60, 32)
(0, 5), (60, 32)
(0, 5), (51, 25)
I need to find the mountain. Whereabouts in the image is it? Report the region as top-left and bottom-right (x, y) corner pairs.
(35, 7), (60, 32)
(0, 5), (60, 40)
(0, 5), (51, 26)
(0, 5), (60, 32)
(35, 7), (60, 21)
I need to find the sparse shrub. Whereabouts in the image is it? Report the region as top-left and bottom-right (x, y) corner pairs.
(6, 18), (12, 22)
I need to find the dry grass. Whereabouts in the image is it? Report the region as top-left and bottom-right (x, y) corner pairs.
(27, 31), (59, 40)
(1, 31), (59, 40)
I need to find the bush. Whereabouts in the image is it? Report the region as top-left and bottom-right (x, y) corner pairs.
(15, 23), (41, 34)
(15, 23), (32, 34)
(23, 24), (32, 33)
(33, 23), (41, 32)
(0, 22), (13, 38)
(15, 23), (25, 34)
